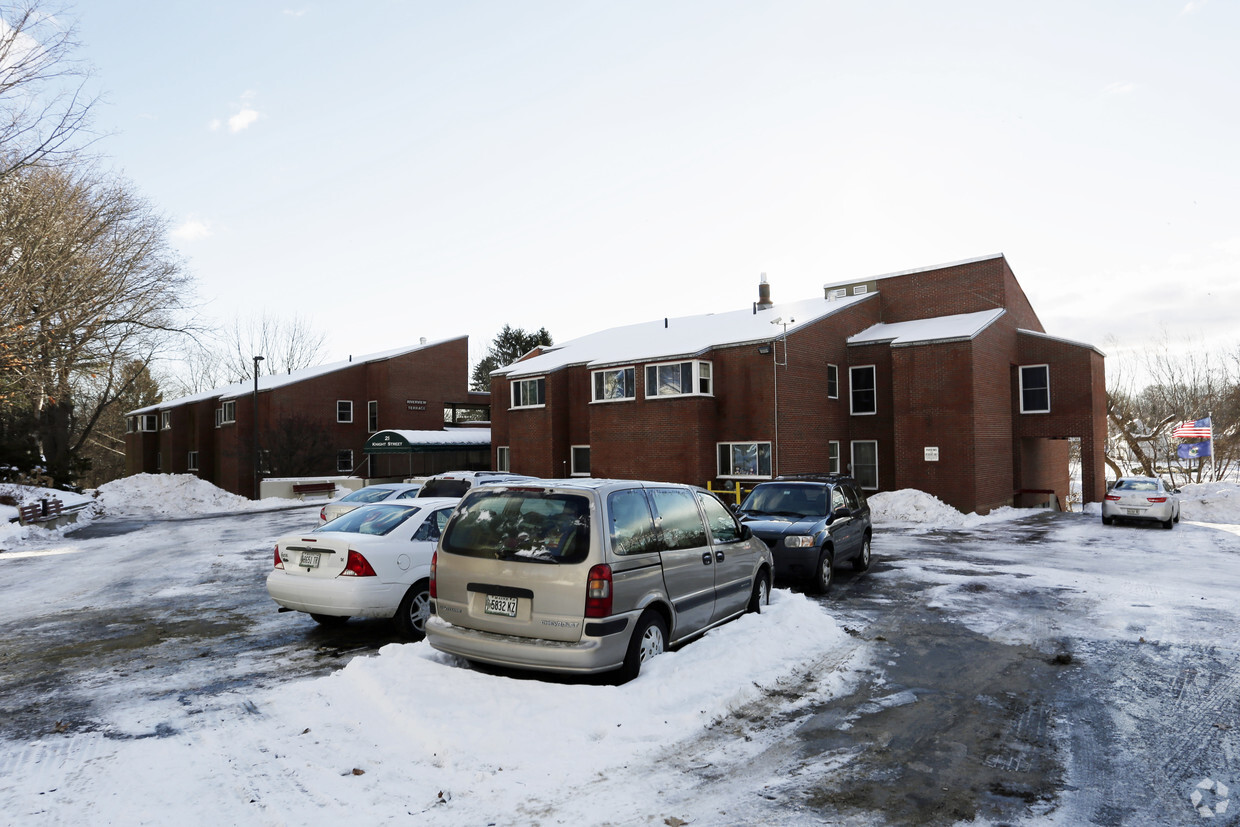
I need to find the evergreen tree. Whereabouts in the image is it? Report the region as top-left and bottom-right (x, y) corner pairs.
(470, 325), (553, 392)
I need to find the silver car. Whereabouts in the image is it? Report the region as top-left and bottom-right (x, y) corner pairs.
(319, 482), (423, 525)
(426, 479), (774, 683)
(1101, 476), (1181, 529)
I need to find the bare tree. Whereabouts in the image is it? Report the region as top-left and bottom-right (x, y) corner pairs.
(0, 1), (100, 183)
(220, 312), (327, 380)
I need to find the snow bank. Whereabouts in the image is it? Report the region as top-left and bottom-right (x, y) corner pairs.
(93, 473), (297, 518)
(869, 488), (1031, 528)
(1178, 480), (1240, 523)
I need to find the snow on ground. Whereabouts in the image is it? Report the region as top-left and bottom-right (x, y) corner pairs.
(93, 473), (302, 518)
(869, 488), (1034, 529)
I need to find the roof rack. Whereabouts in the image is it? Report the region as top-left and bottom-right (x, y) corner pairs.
(772, 473), (853, 483)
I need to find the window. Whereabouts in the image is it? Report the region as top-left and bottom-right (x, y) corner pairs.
(126, 417), (136, 433)
(367, 400), (378, 432)
(695, 491), (743, 544)
(217, 400), (236, 425)
(828, 288), (847, 299)
(571, 445), (591, 476)
(851, 440), (878, 489)
(1020, 365), (1050, 414)
(592, 367), (636, 402)
(337, 449), (353, 473)
(607, 488), (662, 556)
(161, 411), (171, 430)
(850, 365), (876, 415)
(717, 441), (772, 478)
(511, 377), (546, 408)
(852, 285), (868, 295)
(139, 414), (158, 432)
(496, 446), (510, 472)
(214, 408), (222, 427)
(827, 364), (838, 399)
(644, 360), (712, 398)
(187, 451), (199, 471)
(337, 400), (353, 423)
(828, 440), (840, 474)
(647, 488), (708, 550)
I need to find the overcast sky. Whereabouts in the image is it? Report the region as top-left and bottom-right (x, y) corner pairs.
(72, 1), (1239, 378)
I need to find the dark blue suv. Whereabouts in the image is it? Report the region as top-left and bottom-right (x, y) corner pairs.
(736, 474), (872, 594)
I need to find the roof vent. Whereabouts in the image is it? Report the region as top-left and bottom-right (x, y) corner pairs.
(756, 273), (773, 310)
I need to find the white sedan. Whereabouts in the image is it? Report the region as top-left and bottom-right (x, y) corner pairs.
(319, 482), (423, 525)
(1101, 476), (1181, 529)
(268, 498), (459, 639)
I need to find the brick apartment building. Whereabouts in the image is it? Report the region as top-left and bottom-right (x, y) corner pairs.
(124, 337), (490, 498)
(489, 254), (1106, 514)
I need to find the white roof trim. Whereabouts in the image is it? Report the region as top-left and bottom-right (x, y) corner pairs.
(1017, 328), (1107, 357)
(824, 253), (1005, 290)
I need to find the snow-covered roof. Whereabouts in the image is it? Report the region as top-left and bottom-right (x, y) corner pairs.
(128, 338), (462, 415)
(498, 293), (875, 378)
(848, 308), (1005, 347)
(824, 253), (1005, 290)
(1017, 328), (1107, 357)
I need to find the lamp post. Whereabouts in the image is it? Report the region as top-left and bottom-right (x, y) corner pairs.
(252, 355), (265, 499)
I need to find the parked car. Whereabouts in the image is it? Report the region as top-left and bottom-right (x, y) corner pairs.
(414, 470), (534, 499)
(426, 479), (773, 683)
(736, 474), (872, 594)
(1102, 476), (1181, 529)
(319, 482), (424, 525)
(267, 497), (460, 639)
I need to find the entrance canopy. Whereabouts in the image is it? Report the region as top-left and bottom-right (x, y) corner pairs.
(364, 429), (491, 454)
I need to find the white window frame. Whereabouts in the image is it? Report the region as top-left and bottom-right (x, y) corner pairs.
(716, 441), (773, 479)
(139, 414), (158, 432)
(219, 400), (236, 425)
(126, 417), (136, 433)
(187, 451), (199, 471)
(1019, 364), (1051, 414)
(571, 445), (591, 476)
(851, 440), (879, 490)
(511, 377), (546, 409)
(644, 359), (713, 398)
(850, 365), (877, 416)
(336, 449), (353, 473)
(828, 288), (847, 299)
(337, 400), (353, 423)
(496, 446), (510, 472)
(828, 440), (840, 474)
(827, 364), (839, 399)
(161, 411), (171, 430)
(591, 366), (636, 402)
(214, 408), (223, 428)
(367, 400), (378, 432)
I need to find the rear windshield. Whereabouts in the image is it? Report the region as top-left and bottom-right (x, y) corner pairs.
(1115, 479), (1159, 492)
(339, 487), (398, 504)
(419, 479), (472, 498)
(442, 490), (591, 563)
(317, 504), (419, 536)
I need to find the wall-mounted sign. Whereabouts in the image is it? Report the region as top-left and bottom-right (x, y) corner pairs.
(924, 447), (940, 462)
(406, 399), (427, 411)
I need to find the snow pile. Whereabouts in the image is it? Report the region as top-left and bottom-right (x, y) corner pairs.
(1178, 480), (1240, 523)
(0, 484), (96, 550)
(869, 488), (1030, 528)
(93, 473), (293, 517)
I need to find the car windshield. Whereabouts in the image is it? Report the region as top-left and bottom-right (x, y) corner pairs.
(339, 487), (398, 504)
(740, 484), (828, 518)
(317, 504), (419, 535)
(442, 490), (591, 563)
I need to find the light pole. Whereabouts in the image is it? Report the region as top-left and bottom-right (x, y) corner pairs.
(252, 355), (265, 499)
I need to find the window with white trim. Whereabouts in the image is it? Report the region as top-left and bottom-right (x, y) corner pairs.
(828, 440), (840, 474)
(827, 364), (838, 399)
(644, 360), (712, 398)
(571, 445), (591, 476)
(511, 377), (546, 408)
(852, 285), (868, 295)
(187, 451), (199, 471)
(126, 416), (136, 433)
(496, 446), (510, 472)
(139, 414), (158, 432)
(851, 440), (878, 489)
(367, 400), (378, 432)
(161, 411), (171, 430)
(1019, 365), (1050, 414)
(336, 449), (353, 473)
(217, 400), (236, 425)
(850, 365), (876, 415)
(592, 367), (636, 402)
(717, 441), (772, 478)
(337, 400), (353, 423)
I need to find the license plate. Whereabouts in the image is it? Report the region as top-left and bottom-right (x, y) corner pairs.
(484, 594), (518, 617)
(300, 551), (321, 568)
(1123, 508), (1140, 516)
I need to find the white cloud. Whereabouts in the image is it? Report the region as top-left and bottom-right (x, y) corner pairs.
(171, 218), (213, 242)
(228, 108), (260, 132)
(209, 91), (261, 134)
(1104, 81), (1136, 95)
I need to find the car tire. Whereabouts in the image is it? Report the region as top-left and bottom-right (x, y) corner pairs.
(614, 611), (668, 685)
(309, 613), (349, 626)
(853, 536), (872, 572)
(1101, 514), (1113, 526)
(1162, 516), (1174, 530)
(747, 570), (771, 614)
(812, 549), (834, 595)
(394, 579), (431, 640)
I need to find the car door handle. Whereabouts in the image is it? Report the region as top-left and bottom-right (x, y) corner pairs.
(715, 550), (725, 563)
(701, 552), (713, 565)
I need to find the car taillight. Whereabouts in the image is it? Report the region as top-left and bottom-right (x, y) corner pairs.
(1147, 496), (1168, 503)
(585, 564), (613, 618)
(274, 545), (284, 569)
(341, 550), (377, 577)
(320, 506), (327, 521)
(1105, 495), (1120, 501)
(429, 551), (437, 598)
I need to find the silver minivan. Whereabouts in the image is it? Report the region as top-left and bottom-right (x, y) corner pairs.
(426, 479), (774, 683)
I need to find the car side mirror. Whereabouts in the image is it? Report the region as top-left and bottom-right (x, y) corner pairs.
(833, 506), (850, 520)
(739, 523), (752, 540)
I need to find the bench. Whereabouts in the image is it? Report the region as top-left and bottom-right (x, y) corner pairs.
(291, 482), (337, 500)
(19, 498), (63, 525)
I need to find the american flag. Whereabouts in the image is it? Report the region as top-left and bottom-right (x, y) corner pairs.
(1171, 416), (1212, 439)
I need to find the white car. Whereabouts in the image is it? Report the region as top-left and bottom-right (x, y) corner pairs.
(319, 482), (423, 525)
(1101, 476), (1181, 529)
(268, 498), (459, 639)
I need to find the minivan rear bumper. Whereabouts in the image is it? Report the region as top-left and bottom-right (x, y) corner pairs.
(425, 613), (633, 674)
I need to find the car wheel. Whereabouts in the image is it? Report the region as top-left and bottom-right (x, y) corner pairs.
(394, 579), (431, 640)
(747, 570), (771, 614)
(812, 549), (834, 595)
(853, 536), (872, 572)
(1101, 514), (1113, 526)
(1162, 516), (1174, 530)
(614, 611), (668, 685)
(309, 613), (349, 626)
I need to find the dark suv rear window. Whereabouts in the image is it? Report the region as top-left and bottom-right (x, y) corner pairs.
(419, 479), (472, 498)
(442, 490), (591, 563)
